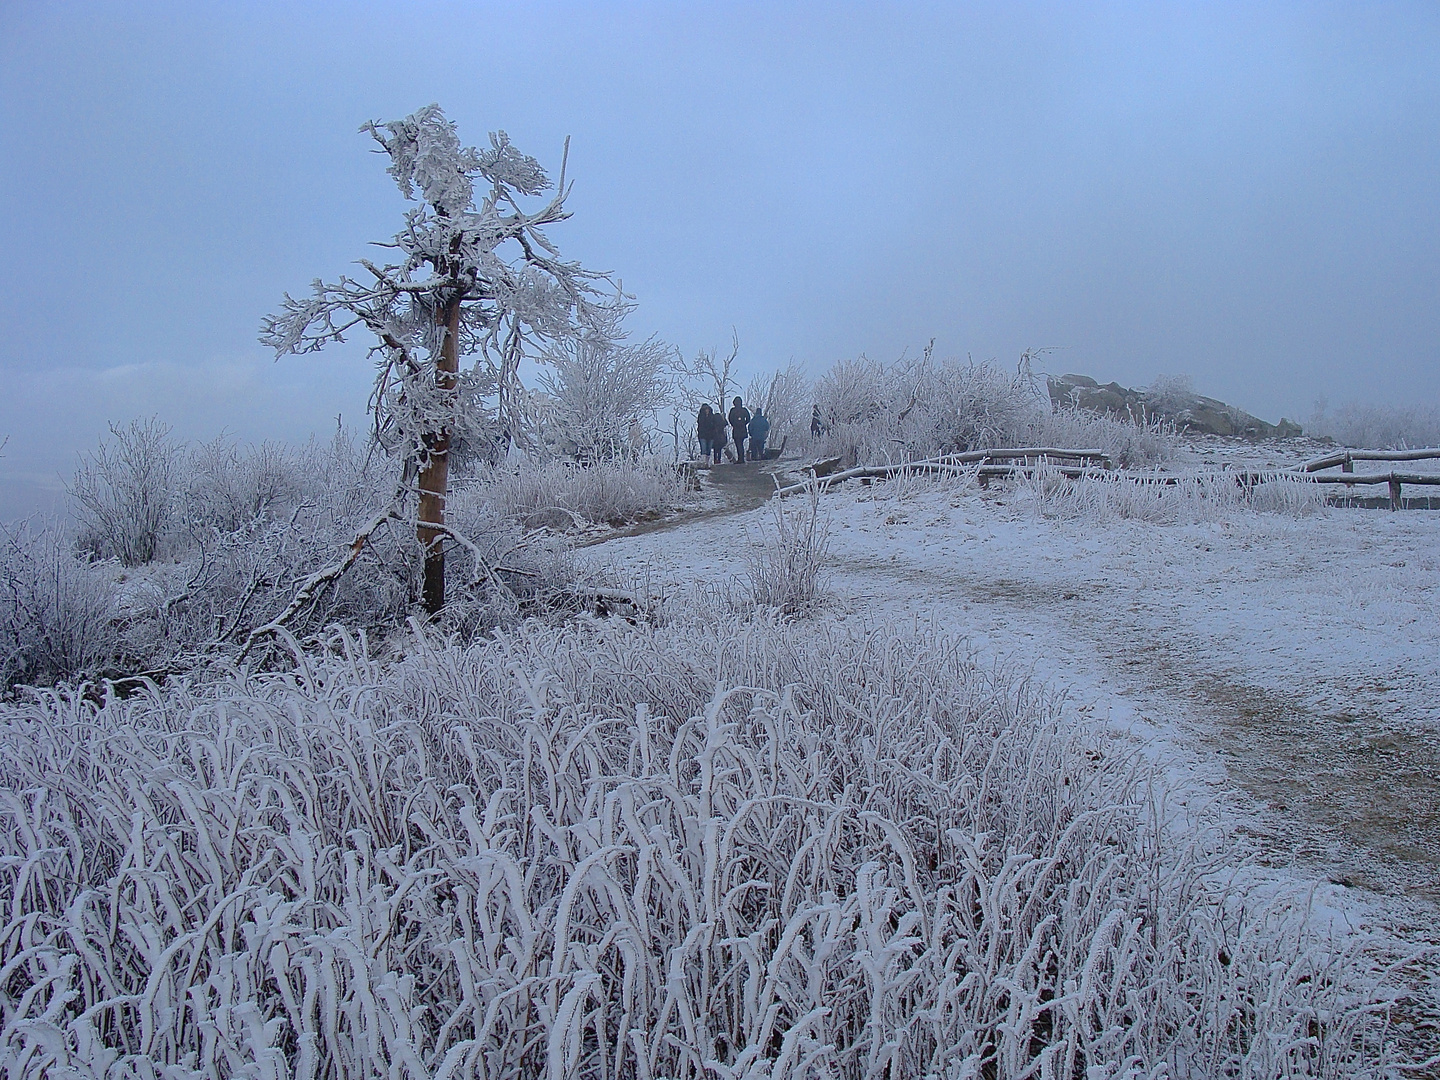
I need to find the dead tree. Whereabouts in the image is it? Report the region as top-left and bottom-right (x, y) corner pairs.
(262, 104), (610, 613)
(680, 330), (742, 413)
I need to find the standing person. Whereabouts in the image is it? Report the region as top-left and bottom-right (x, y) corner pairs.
(695, 403), (710, 462)
(748, 406), (770, 460)
(696, 404), (716, 465)
(728, 397), (751, 465)
(810, 404), (823, 438)
(713, 408), (729, 462)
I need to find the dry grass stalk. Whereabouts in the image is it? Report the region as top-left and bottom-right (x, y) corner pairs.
(0, 619), (1411, 1078)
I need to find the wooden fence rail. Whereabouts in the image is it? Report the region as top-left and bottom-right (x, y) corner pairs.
(773, 449), (1111, 497)
(776, 451), (1440, 509)
(1299, 447), (1440, 473)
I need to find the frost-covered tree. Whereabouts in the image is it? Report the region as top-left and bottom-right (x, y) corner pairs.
(536, 316), (675, 461)
(679, 331), (742, 413)
(262, 104), (609, 613)
(69, 417), (182, 566)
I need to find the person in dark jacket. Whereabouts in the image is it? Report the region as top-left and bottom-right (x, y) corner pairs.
(713, 408), (728, 462)
(696, 403), (717, 464)
(747, 407), (771, 460)
(727, 397), (751, 465)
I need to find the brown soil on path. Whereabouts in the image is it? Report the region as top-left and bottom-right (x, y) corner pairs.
(1190, 675), (1440, 899)
(579, 460), (797, 547)
(827, 541), (1440, 912)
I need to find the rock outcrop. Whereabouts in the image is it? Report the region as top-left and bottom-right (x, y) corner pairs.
(1047, 374), (1302, 440)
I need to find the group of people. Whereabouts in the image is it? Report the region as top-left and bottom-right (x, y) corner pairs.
(696, 397), (771, 465)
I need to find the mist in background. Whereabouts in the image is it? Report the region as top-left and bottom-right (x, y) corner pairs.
(3, 1), (1438, 516)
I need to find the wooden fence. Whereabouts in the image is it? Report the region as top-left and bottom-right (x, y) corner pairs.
(1292, 447), (1440, 508)
(776, 445), (1440, 509)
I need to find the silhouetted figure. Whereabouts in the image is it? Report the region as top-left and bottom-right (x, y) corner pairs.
(748, 407), (770, 460)
(696, 403), (721, 464)
(728, 397), (751, 465)
(810, 404), (824, 438)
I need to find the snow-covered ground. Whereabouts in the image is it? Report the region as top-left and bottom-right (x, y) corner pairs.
(587, 459), (1440, 949)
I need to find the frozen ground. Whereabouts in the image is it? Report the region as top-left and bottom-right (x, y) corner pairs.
(586, 454), (1440, 953)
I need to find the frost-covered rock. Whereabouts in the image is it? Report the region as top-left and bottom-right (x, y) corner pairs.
(1047, 372), (1303, 439)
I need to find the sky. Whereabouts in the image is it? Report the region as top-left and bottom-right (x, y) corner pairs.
(2, 1), (1438, 512)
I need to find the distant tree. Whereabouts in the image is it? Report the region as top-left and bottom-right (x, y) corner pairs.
(679, 331), (742, 413)
(746, 362), (810, 451)
(262, 104), (610, 613)
(536, 314), (676, 462)
(69, 418), (181, 566)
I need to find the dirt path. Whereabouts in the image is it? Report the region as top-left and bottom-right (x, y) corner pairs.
(581, 460), (796, 546)
(822, 513), (1440, 920)
(594, 478), (1440, 910)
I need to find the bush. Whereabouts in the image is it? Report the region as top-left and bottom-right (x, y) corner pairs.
(809, 355), (1173, 468)
(1024, 406), (1175, 469)
(744, 486), (830, 615)
(536, 334), (677, 462)
(0, 522), (119, 687)
(747, 362), (811, 452)
(1020, 465), (1327, 524)
(0, 619), (1407, 1077)
(1309, 402), (1440, 450)
(185, 435), (303, 534)
(68, 417), (182, 565)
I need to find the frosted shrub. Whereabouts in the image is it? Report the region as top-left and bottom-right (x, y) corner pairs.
(744, 486), (830, 614)
(470, 455), (691, 530)
(69, 417), (182, 565)
(1022, 466), (1326, 524)
(811, 355), (1039, 465)
(185, 436), (303, 533)
(747, 362), (810, 451)
(0, 522), (119, 687)
(536, 333), (676, 462)
(1309, 402), (1440, 450)
(1024, 406), (1174, 468)
(0, 619), (1406, 1078)
(810, 355), (1173, 467)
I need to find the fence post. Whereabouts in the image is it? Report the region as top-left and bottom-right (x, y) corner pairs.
(1389, 476), (1402, 511)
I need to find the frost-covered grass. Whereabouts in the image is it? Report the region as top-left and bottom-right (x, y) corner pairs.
(466, 456), (692, 531)
(1025, 407), (1175, 469)
(807, 356), (1173, 469)
(1020, 466), (1327, 524)
(0, 618), (1411, 1078)
(744, 487), (831, 615)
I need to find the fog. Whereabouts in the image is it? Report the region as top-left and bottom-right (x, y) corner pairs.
(3, 1), (1438, 514)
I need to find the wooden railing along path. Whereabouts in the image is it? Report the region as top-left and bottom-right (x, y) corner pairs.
(1289, 447), (1440, 509)
(773, 448), (1111, 497)
(776, 445), (1440, 509)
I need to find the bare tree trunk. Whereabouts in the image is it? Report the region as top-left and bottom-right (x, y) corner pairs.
(417, 300), (460, 615)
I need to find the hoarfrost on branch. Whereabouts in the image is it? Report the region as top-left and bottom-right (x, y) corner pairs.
(260, 103), (615, 471)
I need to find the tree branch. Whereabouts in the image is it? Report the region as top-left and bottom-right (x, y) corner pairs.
(237, 500), (403, 661)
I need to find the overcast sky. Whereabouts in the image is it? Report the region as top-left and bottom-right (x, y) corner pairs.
(2, 1), (1438, 510)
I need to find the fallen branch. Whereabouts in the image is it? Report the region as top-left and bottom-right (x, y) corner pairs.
(941, 447), (1109, 463)
(238, 501), (402, 661)
(1243, 470), (1440, 486)
(776, 461), (978, 496)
